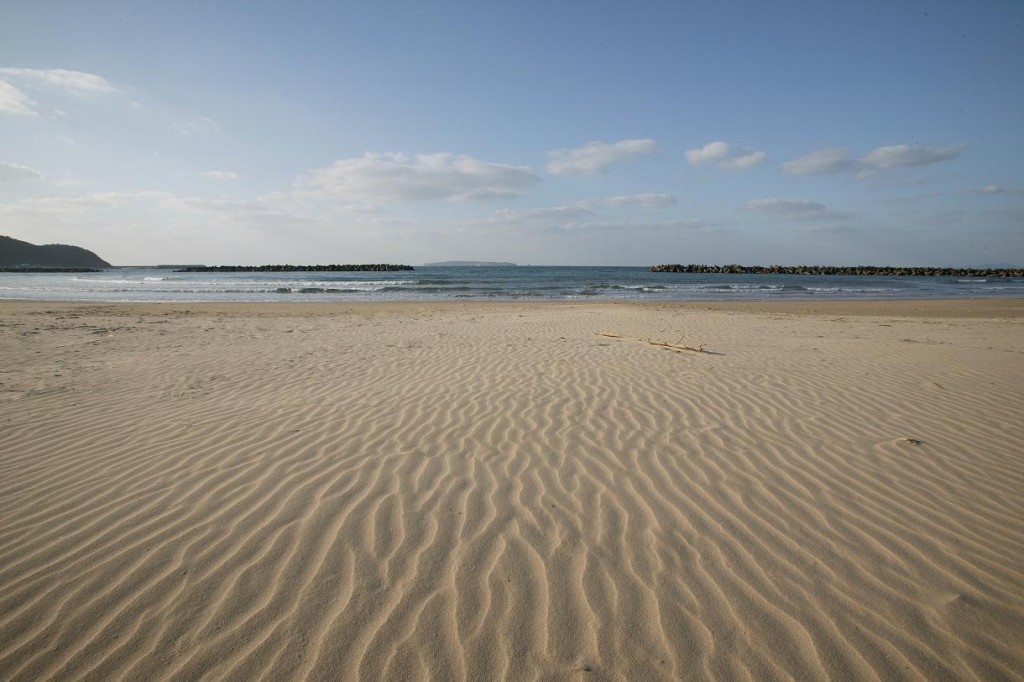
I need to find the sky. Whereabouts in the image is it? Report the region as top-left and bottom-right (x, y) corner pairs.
(1, 0), (1022, 266)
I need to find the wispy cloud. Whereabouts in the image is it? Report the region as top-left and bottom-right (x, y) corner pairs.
(915, 209), (966, 226)
(782, 144), (965, 177)
(546, 138), (658, 175)
(296, 152), (539, 202)
(176, 116), (220, 136)
(745, 197), (856, 221)
(201, 170), (239, 180)
(781, 147), (856, 175)
(717, 149), (766, 170)
(986, 207), (1024, 222)
(479, 205), (716, 236)
(0, 68), (122, 117)
(486, 204), (595, 226)
(0, 191), (319, 234)
(0, 162), (44, 182)
(602, 193), (677, 208)
(860, 144), (963, 171)
(560, 218), (719, 234)
(800, 223), (864, 238)
(0, 80), (37, 116)
(686, 141), (766, 170)
(0, 68), (120, 95)
(969, 184), (1024, 196)
(0, 191), (174, 211)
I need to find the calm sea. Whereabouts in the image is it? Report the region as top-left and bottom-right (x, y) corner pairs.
(2, 266), (1022, 303)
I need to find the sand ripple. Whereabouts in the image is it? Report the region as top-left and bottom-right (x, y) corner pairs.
(1, 302), (1022, 680)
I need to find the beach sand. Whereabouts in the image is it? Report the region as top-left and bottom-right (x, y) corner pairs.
(1, 299), (1022, 680)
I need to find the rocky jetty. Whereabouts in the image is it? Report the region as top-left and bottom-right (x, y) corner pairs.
(651, 264), (1024, 277)
(176, 264), (414, 273)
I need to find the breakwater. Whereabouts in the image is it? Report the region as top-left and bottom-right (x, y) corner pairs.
(175, 264), (414, 273)
(651, 264), (1024, 277)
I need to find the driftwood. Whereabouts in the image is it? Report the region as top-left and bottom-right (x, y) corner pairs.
(596, 332), (705, 354)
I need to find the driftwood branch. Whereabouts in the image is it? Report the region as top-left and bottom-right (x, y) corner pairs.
(596, 332), (706, 353)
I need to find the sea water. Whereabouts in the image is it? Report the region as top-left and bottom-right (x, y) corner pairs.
(1, 266), (1022, 303)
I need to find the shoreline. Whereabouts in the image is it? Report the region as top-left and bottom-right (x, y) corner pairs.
(2, 296), (1023, 318)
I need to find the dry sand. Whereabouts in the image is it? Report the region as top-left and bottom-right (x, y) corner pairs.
(1, 299), (1022, 680)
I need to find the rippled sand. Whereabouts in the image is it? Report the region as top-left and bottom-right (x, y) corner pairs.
(1, 300), (1022, 680)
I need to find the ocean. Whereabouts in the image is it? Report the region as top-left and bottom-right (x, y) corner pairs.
(2, 266), (1022, 303)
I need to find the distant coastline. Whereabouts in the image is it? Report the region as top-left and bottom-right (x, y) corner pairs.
(652, 264), (1024, 277)
(423, 261), (517, 267)
(175, 264), (414, 272)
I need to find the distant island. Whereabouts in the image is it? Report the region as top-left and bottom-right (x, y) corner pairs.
(424, 261), (518, 267)
(176, 264), (414, 272)
(0, 235), (111, 270)
(651, 264), (1024, 277)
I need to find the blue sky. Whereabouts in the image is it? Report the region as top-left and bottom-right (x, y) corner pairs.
(1, 0), (1022, 266)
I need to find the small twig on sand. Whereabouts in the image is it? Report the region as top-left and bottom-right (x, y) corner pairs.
(901, 437), (924, 445)
(596, 332), (706, 353)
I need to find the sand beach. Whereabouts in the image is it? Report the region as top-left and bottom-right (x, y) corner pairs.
(1, 299), (1022, 680)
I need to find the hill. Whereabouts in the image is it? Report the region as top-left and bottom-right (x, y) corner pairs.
(0, 235), (111, 269)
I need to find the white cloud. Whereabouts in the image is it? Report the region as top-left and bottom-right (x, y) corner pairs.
(546, 138), (658, 175)
(745, 197), (856, 221)
(781, 147), (855, 175)
(0, 80), (38, 115)
(296, 152), (539, 202)
(202, 170), (239, 180)
(0, 68), (119, 94)
(0, 162), (44, 182)
(602, 193), (677, 208)
(685, 141), (729, 166)
(860, 144), (964, 171)
(176, 116), (220, 135)
(686, 141), (765, 170)
(783, 144), (964, 177)
(717, 149), (767, 170)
